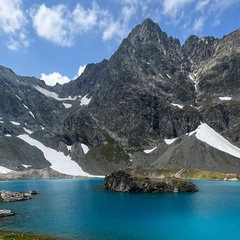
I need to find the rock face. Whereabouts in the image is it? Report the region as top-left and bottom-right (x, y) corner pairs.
(104, 170), (198, 193)
(1, 18), (240, 177)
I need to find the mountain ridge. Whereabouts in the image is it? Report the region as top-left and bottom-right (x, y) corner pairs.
(1, 18), (240, 178)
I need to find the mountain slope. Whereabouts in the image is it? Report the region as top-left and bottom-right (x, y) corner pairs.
(1, 18), (240, 178)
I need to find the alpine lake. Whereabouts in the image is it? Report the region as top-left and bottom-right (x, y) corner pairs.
(1, 178), (240, 240)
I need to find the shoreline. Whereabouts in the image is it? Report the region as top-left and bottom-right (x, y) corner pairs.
(0, 230), (65, 240)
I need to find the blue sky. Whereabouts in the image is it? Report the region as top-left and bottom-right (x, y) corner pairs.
(0, 0), (239, 86)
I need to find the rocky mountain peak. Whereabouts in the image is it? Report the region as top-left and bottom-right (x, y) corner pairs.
(126, 18), (180, 54)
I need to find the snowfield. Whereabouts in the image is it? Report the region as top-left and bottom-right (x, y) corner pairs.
(158, 123), (240, 159)
(0, 166), (15, 174)
(17, 134), (94, 177)
(194, 123), (240, 159)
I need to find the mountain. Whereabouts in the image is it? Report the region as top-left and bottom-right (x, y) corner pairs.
(1, 18), (240, 178)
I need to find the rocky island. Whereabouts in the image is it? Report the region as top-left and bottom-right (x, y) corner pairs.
(0, 190), (38, 202)
(104, 170), (198, 193)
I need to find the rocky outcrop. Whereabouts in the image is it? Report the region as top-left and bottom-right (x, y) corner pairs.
(0, 190), (38, 202)
(104, 170), (198, 193)
(0, 209), (15, 218)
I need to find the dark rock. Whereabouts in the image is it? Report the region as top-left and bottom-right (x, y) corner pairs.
(104, 170), (198, 193)
(29, 190), (38, 195)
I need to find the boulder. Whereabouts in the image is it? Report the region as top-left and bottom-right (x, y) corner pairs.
(0, 190), (37, 202)
(104, 170), (198, 193)
(0, 209), (15, 218)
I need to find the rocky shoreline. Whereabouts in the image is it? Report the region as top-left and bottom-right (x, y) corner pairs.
(104, 170), (199, 193)
(0, 189), (38, 218)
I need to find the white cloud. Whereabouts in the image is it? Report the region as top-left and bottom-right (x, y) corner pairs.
(41, 72), (70, 86)
(196, 0), (210, 12)
(73, 65), (87, 80)
(31, 4), (74, 47)
(0, 0), (28, 50)
(78, 65), (86, 77)
(102, 20), (122, 41)
(72, 2), (99, 32)
(162, 0), (193, 18)
(30, 2), (122, 46)
(192, 16), (205, 34)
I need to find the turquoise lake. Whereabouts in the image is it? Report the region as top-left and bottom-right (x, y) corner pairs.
(0, 178), (240, 240)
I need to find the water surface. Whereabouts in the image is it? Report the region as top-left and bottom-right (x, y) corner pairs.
(0, 178), (240, 240)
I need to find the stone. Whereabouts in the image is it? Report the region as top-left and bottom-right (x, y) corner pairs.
(104, 170), (199, 193)
(0, 209), (15, 218)
(0, 190), (34, 202)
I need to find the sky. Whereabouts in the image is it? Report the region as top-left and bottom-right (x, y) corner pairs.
(0, 0), (239, 86)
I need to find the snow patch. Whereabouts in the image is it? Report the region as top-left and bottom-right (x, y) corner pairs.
(23, 104), (29, 110)
(80, 95), (92, 106)
(166, 73), (171, 79)
(15, 95), (21, 100)
(35, 86), (77, 101)
(63, 103), (72, 108)
(144, 147), (157, 154)
(171, 103), (184, 109)
(193, 123), (240, 159)
(0, 166), (15, 174)
(5, 134), (11, 137)
(219, 97), (232, 101)
(10, 121), (20, 126)
(29, 111), (35, 119)
(164, 138), (178, 145)
(23, 127), (33, 134)
(81, 143), (89, 154)
(17, 134), (94, 177)
(22, 164), (32, 168)
(0, 121), (4, 124)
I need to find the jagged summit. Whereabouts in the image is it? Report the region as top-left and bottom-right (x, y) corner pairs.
(127, 18), (169, 45)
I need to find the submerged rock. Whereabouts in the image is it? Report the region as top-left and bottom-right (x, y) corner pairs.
(104, 170), (198, 193)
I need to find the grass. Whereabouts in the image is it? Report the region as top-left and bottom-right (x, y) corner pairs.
(152, 168), (240, 180)
(0, 231), (56, 240)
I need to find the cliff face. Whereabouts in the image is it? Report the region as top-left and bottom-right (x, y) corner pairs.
(104, 170), (199, 193)
(1, 18), (240, 177)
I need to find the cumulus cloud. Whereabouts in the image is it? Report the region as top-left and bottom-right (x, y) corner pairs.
(72, 2), (99, 32)
(31, 4), (74, 47)
(0, 0), (28, 50)
(41, 72), (70, 86)
(72, 65), (87, 80)
(30, 1), (124, 46)
(77, 65), (86, 77)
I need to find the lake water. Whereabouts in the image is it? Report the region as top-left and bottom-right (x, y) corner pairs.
(0, 178), (240, 240)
